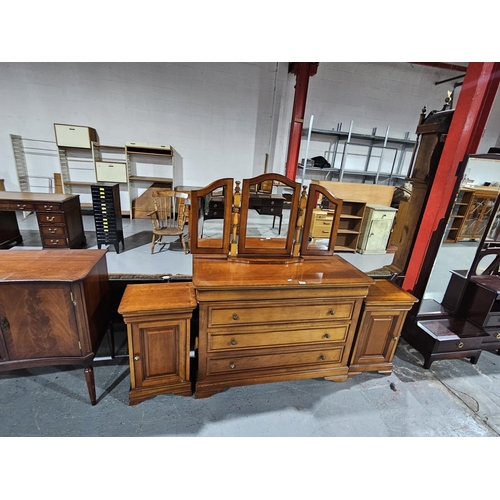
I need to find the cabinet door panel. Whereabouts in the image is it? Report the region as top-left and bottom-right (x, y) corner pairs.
(0, 283), (80, 359)
(131, 322), (187, 388)
(353, 312), (400, 365)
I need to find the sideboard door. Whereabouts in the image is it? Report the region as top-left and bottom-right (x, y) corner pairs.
(0, 283), (81, 360)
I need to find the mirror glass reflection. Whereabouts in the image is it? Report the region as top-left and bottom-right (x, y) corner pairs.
(196, 186), (226, 248)
(244, 180), (291, 249)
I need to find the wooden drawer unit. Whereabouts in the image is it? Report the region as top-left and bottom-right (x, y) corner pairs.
(118, 283), (198, 406)
(310, 209), (335, 241)
(349, 280), (418, 376)
(356, 204), (397, 255)
(193, 255), (372, 398)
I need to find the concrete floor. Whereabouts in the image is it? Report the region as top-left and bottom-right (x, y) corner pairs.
(1, 213), (499, 440)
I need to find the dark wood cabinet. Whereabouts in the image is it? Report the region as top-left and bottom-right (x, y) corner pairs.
(0, 250), (110, 404)
(118, 282), (198, 405)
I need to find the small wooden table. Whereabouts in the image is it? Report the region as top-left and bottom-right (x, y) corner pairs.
(0, 191), (86, 249)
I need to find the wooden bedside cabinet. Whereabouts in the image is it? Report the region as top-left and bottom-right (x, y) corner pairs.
(349, 280), (418, 376)
(118, 282), (198, 406)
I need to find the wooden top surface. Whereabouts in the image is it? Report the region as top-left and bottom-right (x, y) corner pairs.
(118, 282), (197, 316)
(365, 279), (418, 305)
(312, 180), (394, 206)
(192, 255), (373, 289)
(0, 250), (107, 282)
(0, 191), (78, 203)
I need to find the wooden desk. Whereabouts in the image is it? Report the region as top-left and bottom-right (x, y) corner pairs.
(0, 191), (86, 249)
(0, 250), (110, 405)
(192, 255), (374, 398)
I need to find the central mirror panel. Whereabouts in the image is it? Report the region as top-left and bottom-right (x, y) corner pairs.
(238, 173), (300, 256)
(189, 178), (233, 255)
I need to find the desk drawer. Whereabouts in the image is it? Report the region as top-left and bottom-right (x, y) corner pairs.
(209, 324), (349, 351)
(434, 335), (484, 353)
(207, 300), (356, 327)
(35, 203), (62, 212)
(37, 213), (65, 224)
(2, 201), (36, 211)
(40, 225), (66, 236)
(258, 206), (282, 215)
(207, 347), (344, 375)
(42, 237), (68, 247)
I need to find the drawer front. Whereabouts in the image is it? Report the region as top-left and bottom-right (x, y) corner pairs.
(42, 237), (68, 247)
(484, 313), (500, 328)
(209, 324), (349, 351)
(435, 335), (484, 353)
(258, 206), (282, 215)
(37, 213), (65, 224)
(2, 201), (36, 211)
(209, 200), (224, 209)
(208, 300), (355, 327)
(40, 225), (66, 236)
(35, 202), (63, 212)
(260, 198), (283, 208)
(207, 347), (344, 375)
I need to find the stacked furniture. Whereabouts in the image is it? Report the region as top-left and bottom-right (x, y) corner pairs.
(119, 174), (417, 404)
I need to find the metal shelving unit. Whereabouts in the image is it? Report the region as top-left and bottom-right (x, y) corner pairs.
(298, 121), (416, 185)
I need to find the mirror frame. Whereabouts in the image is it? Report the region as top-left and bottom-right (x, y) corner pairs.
(301, 183), (343, 256)
(238, 173), (300, 256)
(189, 178), (233, 255)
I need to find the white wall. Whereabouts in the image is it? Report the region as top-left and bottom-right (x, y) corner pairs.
(1, 62), (499, 193)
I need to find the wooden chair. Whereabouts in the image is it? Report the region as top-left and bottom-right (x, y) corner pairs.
(148, 190), (189, 254)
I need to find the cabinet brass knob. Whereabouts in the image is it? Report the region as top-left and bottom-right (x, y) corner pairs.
(232, 314), (239, 320)
(324, 334), (330, 339)
(320, 355), (326, 361)
(457, 342), (464, 349)
(328, 310), (336, 315)
(393, 336), (398, 341)
(134, 355), (140, 361)
(229, 363), (236, 369)
(231, 339), (237, 345)
(496, 333), (500, 340)
(213, 212), (217, 216)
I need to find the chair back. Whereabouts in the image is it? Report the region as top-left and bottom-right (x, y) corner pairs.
(151, 190), (188, 230)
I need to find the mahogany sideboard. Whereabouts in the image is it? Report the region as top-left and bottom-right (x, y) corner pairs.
(0, 191), (86, 249)
(0, 250), (110, 405)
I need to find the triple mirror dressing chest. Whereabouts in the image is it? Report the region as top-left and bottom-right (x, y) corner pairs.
(119, 174), (417, 404)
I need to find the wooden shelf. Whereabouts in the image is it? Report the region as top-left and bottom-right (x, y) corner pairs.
(129, 176), (173, 183)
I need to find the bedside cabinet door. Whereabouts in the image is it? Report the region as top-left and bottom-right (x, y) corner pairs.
(129, 319), (189, 389)
(351, 310), (403, 367)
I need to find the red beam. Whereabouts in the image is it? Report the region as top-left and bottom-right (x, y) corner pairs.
(285, 63), (318, 181)
(402, 62), (500, 293)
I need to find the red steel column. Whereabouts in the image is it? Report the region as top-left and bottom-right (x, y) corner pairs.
(285, 63), (318, 180)
(402, 62), (500, 292)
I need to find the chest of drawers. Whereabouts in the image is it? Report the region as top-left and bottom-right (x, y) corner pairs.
(193, 255), (373, 398)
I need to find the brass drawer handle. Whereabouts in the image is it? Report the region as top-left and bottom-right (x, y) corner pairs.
(229, 363), (236, 369)
(134, 355), (140, 361)
(17, 204), (26, 210)
(271, 201), (275, 205)
(324, 334), (330, 339)
(44, 205), (54, 210)
(319, 355), (326, 361)
(457, 341), (464, 349)
(46, 216), (55, 222)
(496, 333), (500, 340)
(328, 310), (336, 315)
(232, 314), (239, 320)
(48, 228), (57, 234)
(50, 239), (60, 244)
(230, 339), (237, 345)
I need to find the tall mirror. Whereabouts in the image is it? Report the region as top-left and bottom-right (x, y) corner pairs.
(301, 183), (342, 256)
(238, 173), (300, 256)
(189, 178), (233, 255)
(421, 153), (500, 313)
